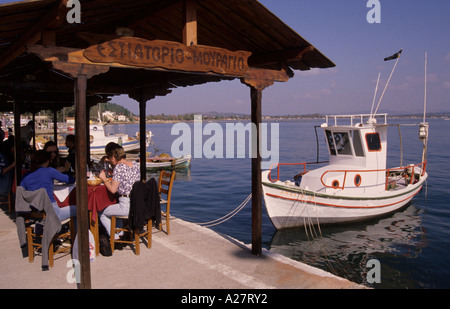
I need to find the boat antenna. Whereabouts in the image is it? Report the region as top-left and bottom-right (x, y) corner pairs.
(374, 49), (403, 115)
(370, 72), (381, 118)
(423, 52), (428, 123)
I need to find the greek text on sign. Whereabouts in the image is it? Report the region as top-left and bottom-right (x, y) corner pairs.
(83, 37), (251, 76)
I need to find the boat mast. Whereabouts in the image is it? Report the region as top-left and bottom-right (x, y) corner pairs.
(420, 52), (429, 164)
(370, 72), (381, 118)
(423, 52), (428, 123)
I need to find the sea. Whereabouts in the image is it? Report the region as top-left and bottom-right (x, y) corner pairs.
(107, 117), (450, 289)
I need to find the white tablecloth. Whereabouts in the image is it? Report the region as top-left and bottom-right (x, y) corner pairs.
(53, 184), (75, 202)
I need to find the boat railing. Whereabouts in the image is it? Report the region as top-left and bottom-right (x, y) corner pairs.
(320, 161), (427, 191)
(325, 113), (388, 126)
(268, 161), (328, 182)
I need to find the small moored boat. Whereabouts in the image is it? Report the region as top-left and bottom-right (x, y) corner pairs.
(145, 154), (191, 170)
(262, 114), (429, 229)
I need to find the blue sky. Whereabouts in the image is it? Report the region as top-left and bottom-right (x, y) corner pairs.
(2, 0), (449, 115)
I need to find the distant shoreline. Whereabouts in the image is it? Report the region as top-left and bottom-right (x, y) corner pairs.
(107, 113), (450, 125)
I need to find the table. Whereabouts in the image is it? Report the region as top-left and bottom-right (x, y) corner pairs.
(54, 184), (117, 255)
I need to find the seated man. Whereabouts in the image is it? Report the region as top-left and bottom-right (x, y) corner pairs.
(20, 150), (77, 222)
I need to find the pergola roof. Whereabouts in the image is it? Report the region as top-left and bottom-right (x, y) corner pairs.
(0, 0), (334, 112)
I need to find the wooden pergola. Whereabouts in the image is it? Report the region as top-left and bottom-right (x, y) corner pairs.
(0, 0), (334, 288)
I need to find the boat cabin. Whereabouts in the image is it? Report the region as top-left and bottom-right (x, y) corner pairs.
(300, 114), (389, 195)
(322, 114), (388, 170)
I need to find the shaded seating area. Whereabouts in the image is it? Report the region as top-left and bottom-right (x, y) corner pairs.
(0, 0), (334, 288)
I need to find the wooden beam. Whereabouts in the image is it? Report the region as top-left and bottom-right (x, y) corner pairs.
(183, 0), (198, 46)
(28, 41), (251, 77)
(0, 0), (69, 70)
(241, 67), (290, 90)
(74, 74), (91, 289)
(248, 46), (315, 68)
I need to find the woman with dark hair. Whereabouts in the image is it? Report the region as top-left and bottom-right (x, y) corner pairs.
(98, 142), (140, 238)
(20, 150), (77, 221)
(43, 140), (70, 173)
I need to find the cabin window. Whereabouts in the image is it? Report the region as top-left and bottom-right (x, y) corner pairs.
(354, 174), (362, 187)
(335, 132), (351, 155)
(366, 133), (381, 151)
(325, 130), (336, 155)
(326, 131), (352, 156)
(351, 130), (365, 157)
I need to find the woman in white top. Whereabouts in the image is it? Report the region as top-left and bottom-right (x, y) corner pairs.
(98, 142), (140, 238)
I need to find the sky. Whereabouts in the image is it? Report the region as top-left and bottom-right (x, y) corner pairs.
(2, 0), (450, 116)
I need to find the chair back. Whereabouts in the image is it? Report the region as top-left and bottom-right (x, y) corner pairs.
(158, 170), (175, 209)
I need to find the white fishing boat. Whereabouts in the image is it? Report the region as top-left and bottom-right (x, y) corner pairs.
(262, 113), (429, 229)
(263, 50), (431, 229)
(59, 123), (152, 155)
(145, 154), (191, 170)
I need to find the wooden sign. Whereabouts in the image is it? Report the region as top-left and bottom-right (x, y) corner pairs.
(83, 37), (251, 76)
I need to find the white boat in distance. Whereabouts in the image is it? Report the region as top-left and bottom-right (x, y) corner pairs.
(262, 114), (429, 229)
(59, 123), (152, 155)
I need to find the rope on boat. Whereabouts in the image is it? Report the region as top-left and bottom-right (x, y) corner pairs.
(183, 193), (252, 228)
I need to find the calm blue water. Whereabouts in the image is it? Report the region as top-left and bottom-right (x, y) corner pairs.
(109, 117), (450, 289)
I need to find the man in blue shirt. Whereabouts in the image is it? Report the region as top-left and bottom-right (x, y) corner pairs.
(21, 150), (77, 221)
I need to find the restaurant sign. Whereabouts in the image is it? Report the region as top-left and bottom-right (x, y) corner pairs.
(83, 37), (251, 76)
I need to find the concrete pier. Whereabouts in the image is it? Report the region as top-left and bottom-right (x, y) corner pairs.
(0, 203), (365, 290)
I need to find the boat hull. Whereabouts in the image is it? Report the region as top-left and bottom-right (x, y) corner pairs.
(262, 170), (427, 229)
(146, 155), (191, 169)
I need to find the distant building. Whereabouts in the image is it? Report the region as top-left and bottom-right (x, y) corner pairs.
(117, 115), (127, 122)
(102, 111), (116, 122)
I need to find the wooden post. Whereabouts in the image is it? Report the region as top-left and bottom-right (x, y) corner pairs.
(250, 86), (262, 256)
(242, 69), (289, 256)
(86, 104), (91, 164)
(53, 109), (58, 142)
(32, 113), (36, 151)
(139, 93), (147, 181)
(183, 0), (197, 46)
(74, 74), (91, 289)
(13, 99), (22, 192)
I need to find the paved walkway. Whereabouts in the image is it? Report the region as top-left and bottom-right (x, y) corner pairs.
(0, 202), (365, 290)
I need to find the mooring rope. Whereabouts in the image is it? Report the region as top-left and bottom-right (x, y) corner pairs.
(183, 193), (252, 227)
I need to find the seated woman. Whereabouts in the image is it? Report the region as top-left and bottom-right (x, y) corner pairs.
(20, 150), (77, 222)
(98, 142), (140, 239)
(43, 140), (70, 173)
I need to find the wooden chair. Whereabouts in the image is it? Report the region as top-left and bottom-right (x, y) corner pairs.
(109, 215), (152, 255)
(25, 213), (75, 268)
(109, 180), (156, 255)
(158, 170), (175, 235)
